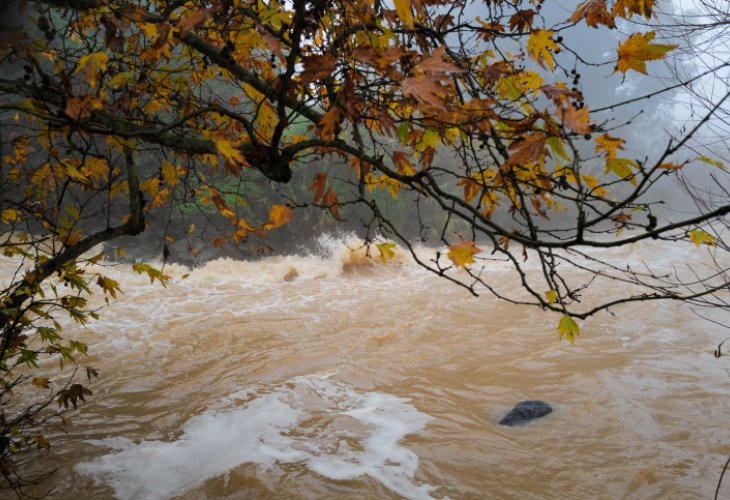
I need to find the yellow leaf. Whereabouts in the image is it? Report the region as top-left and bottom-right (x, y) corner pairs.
(605, 157), (637, 184)
(447, 241), (481, 269)
(161, 160), (178, 185)
(264, 205), (293, 229)
(376, 242), (396, 263)
(75, 52), (108, 87)
(527, 30), (559, 71)
(595, 133), (625, 160)
(32, 377), (50, 389)
(545, 290), (558, 303)
(393, 0), (414, 28)
(616, 32), (676, 74)
(1, 208), (19, 224)
(697, 156), (726, 170)
(558, 315), (580, 343)
(214, 137), (244, 163)
(689, 229), (716, 247)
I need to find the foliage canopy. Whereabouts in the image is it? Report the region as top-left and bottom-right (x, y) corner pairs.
(0, 0), (729, 493)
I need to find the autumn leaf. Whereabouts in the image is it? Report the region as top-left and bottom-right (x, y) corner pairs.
(447, 241), (481, 268)
(689, 229), (717, 247)
(570, 0), (615, 28)
(402, 76), (446, 110)
(318, 107), (341, 139)
(75, 52), (108, 87)
(503, 133), (549, 167)
(394, 0), (414, 28)
(605, 157), (637, 183)
(32, 377), (50, 389)
(557, 102), (591, 134)
(613, 0), (656, 20)
(545, 290), (558, 304)
(214, 137), (244, 164)
(376, 242), (396, 263)
(178, 7), (217, 37)
(558, 315), (580, 343)
(309, 173), (327, 203)
(264, 205), (293, 229)
(616, 32), (677, 74)
(595, 133), (625, 160)
(527, 30), (559, 71)
(323, 188), (340, 219)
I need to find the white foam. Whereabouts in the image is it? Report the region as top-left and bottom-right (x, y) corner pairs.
(76, 374), (438, 500)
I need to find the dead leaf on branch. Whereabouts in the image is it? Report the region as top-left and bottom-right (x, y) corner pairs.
(57, 384), (92, 409)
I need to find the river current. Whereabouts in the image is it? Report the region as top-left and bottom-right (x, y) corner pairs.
(3, 236), (729, 499)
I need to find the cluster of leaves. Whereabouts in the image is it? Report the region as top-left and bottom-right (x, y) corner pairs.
(0, 0), (729, 493)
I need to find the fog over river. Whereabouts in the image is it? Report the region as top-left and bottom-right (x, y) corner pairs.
(3, 236), (729, 499)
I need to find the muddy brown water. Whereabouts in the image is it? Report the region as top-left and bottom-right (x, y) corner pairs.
(3, 237), (729, 499)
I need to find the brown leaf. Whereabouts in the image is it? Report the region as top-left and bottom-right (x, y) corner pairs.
(323, 188), (340, 219)
(557, 102), (591, 134)
(570, 0), (616, 28)
(309, 173), (328, 204)
(57, 384), (92, 409)
(503, 133), (549, 167)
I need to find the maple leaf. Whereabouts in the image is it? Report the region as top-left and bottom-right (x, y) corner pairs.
(689, 229), (716, 247)
(412, 47), (462, 76)
(376, 242), (397, 263)
(264, 205), (293, 229)
(323, 188), (340, 219)
(402, 76), (446, 110)
(527, 30), (559, 71)
(214, 137), (244, 164)
(595, 133), (625, 160)
(570, 0), (615, 28)
(616, 32), (677, 74)
(309, 173), (327, 203)
(447, 240), (481, 268)
(178, 7), (217, 37)
(613, 0), (656, 20)
(318, 107), (342, 139)
(557, 103), (591, 134)
(57, 384), (92, 409)
(509, 9), (536, 32)
(558, 315), (580, 343)
(605, 157), (637, 184)
(75, 52), (108, 88)
(503, 133), (549, 167)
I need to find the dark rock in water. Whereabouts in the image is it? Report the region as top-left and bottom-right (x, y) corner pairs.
(499, 400), (553, 426)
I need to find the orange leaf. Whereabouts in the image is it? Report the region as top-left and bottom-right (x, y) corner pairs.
(265, 205), (293, 229)
(323, 188), (340, 219)
(570, 0), (616, 28)
(318, 107), (342, 139)
(309, 173), (327, 204)
(557, 103), (591, 134)
(447, 241), (481, 269)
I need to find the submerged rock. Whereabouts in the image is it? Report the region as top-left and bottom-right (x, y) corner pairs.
(499, 400), (553, 426)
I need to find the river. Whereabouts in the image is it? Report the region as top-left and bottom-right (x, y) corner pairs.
(4, 236), (730, 499)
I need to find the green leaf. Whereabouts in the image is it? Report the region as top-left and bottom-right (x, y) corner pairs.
(558, 315), (580, 343)
(396, 122), (409, 146)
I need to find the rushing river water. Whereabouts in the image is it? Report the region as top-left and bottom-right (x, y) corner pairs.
(3, 236), (730, 499)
